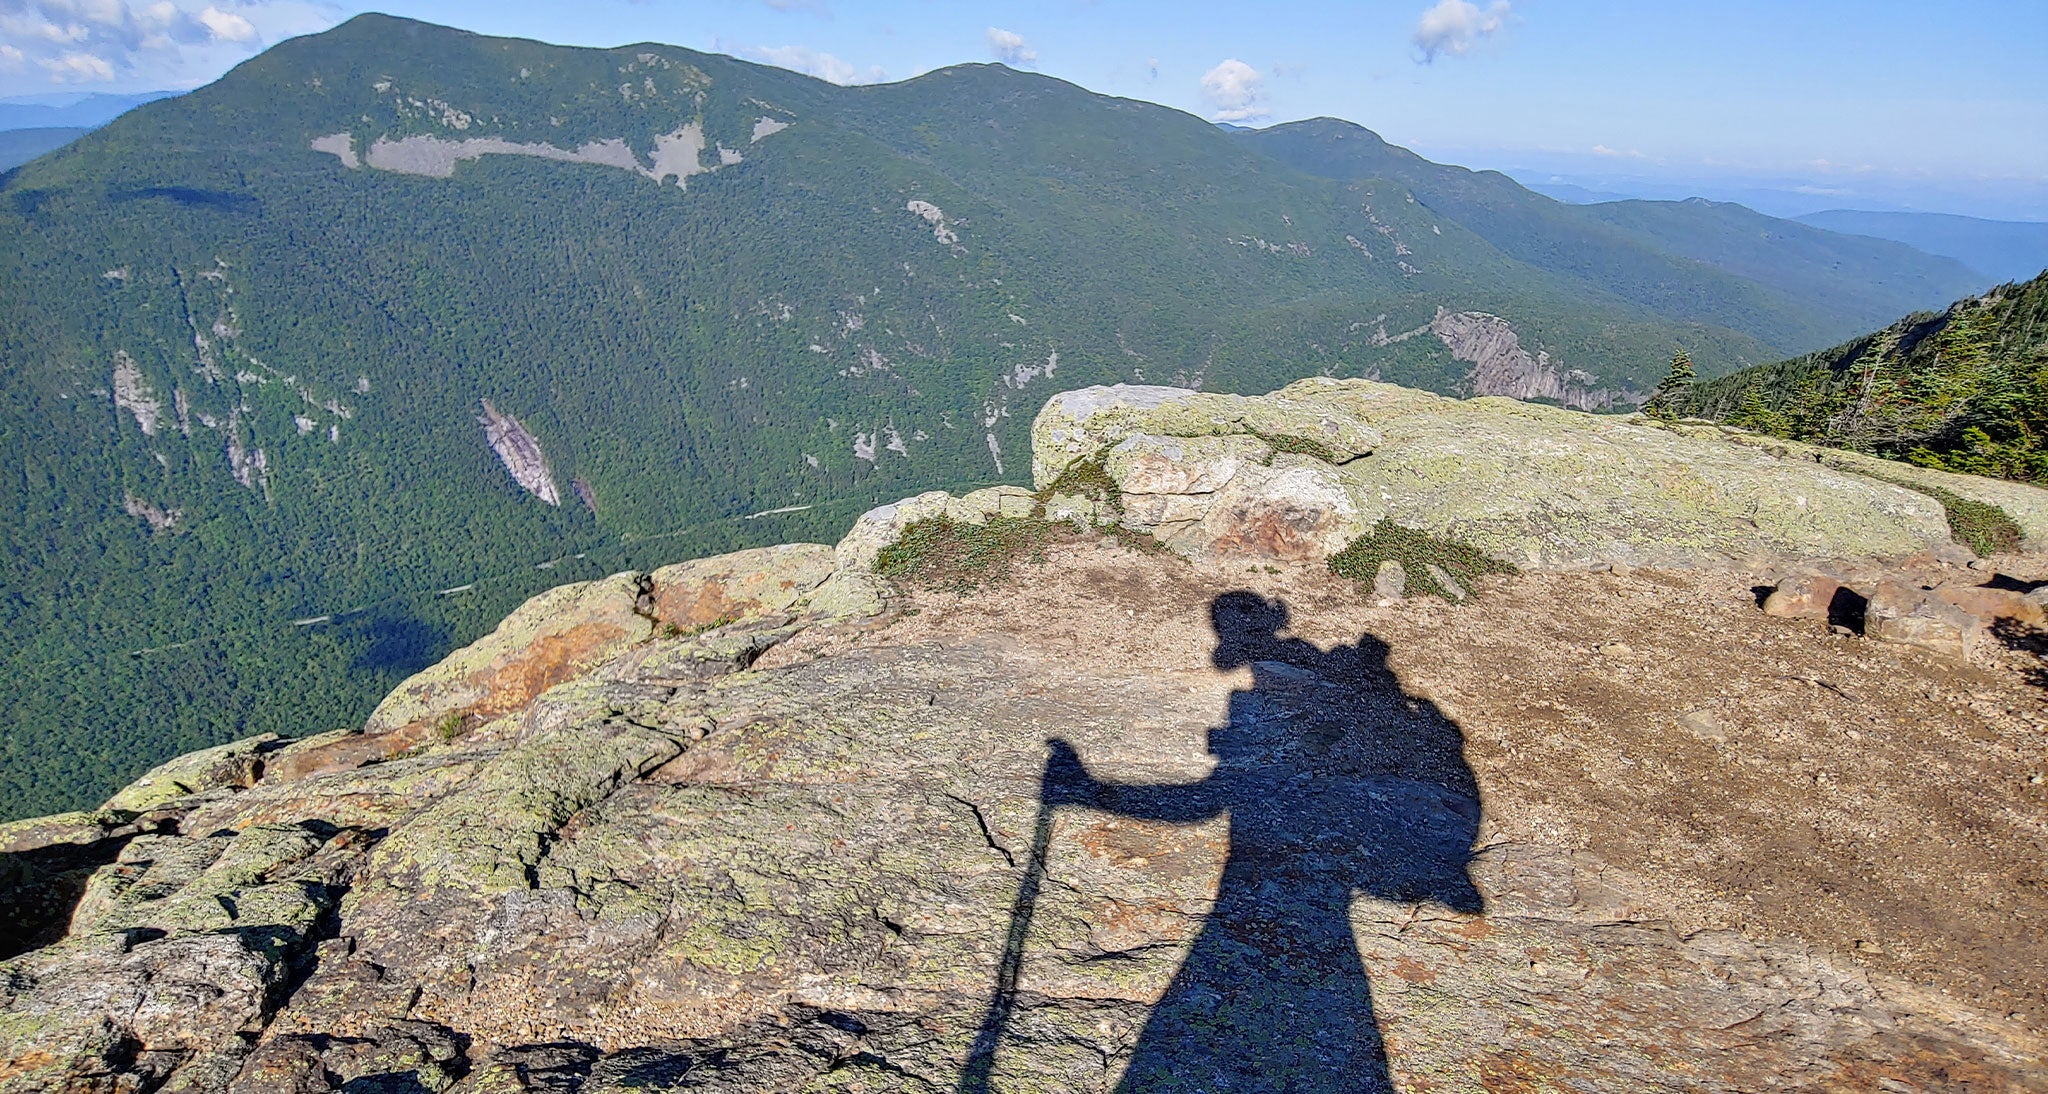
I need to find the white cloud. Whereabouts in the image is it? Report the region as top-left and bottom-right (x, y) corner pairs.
(196, 4), (253, 42)
(1591, 144), (1646, 159)
(0, 0), (319, 87)
(985, 26), (1035, 66)
(738, 44), (886, 85)
(1412, 0), (1511, 63)
(43, 50), (114, 81)
(1200, 58), (1265, 122)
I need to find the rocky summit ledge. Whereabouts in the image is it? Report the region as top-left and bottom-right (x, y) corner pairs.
(4, 380), (2048, 1093)
(1021, 379), (2046, 568)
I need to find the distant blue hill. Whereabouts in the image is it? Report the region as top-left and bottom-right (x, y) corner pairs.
(0, 90), (178, 129)
(0, 91), (180, 172)
(1794, 210), (2048, 286)
(0, 127), (89, 172)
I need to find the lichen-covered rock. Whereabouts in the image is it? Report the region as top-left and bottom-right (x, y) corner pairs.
(274, 546), (837, 782)
(99, 732), (281, 812)
(645, 543), (835, 630)
(1017, 378), (2038, 569)
(1030, 384), (1380, 486)
(4, 542), (2045, 1091)
(947, 484), (1039, 524)
(358, 570), (653, 740)
(834, 490), (953, 571)
(1309, 381), (1955, 568)
(1704, 427), (2048, 547)
(0, 819), (362, 1092)
(1107, 433), (1273, 497)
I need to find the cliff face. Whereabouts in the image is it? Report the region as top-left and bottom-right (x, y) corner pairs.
(1427, 307), (1633, 410)
(5, 381), (2048, 1093)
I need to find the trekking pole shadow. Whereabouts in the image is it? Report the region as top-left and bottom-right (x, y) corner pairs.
(956, 762), (1059, 1094)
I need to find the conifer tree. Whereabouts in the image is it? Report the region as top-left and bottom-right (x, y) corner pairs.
(1727, 385), (1785, 436)
(1643, 350), (1695, 421)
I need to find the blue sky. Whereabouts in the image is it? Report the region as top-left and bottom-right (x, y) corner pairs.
(3, 0), (2044, 216)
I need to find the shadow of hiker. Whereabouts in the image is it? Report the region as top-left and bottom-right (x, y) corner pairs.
(967, 590), (1484, 1093)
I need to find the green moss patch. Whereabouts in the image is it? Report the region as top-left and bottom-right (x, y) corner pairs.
(876, 513), (1170, 594)
(1908, 483), (2021, 556)
(1327, 520), (1518, 601)
(875, 516), (1062, 593)
(1248, 429), (1344, 465)
(1036, 456), (1124, 517)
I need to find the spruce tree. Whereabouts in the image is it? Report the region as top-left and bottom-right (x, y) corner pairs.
(1644, 350), (1695, 421)
(1727, 385), (1785, 436)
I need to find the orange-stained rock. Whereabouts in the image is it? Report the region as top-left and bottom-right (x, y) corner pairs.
(265, 546), (839, 783)
(356, 570), (651, 744)
(1934, 582), (2047, 627)
(1867, 580), (1982, 658)
(646, 543), (835, 629)
(1762, 571), (1843, 619)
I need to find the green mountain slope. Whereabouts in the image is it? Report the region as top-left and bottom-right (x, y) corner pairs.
(1686, 271), (2048, 483)
(1240, 118), (1987, 351)
(0, 14), (1997, 817)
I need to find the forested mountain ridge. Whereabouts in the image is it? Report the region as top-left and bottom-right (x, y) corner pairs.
(1686, 270), (2048, 484)
(1241, 118), (1984, 352)
(0, 13), (1992, 817)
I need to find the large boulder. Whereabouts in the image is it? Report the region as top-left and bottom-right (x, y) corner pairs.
(1026, 378), (2022, 568)
(1031, 384), (1381, 487)
(270, 545), (843, 781)
(1700, 426), (2048, 547)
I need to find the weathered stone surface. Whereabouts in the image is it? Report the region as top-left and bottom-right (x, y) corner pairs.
(8, 540), (2044, 1092)
(1867, 580), (1982, 658)
(99, 732), (280, 812)
(1031, 383), (1380, 487)
(1935, 582), (2047, 626)
(0, 819), (360, 1092)
(834, 490), (953, 571)
(1705, 427), (2048, 548)
(268, 547), (839, 783)
(1309, 381), (1956, 568)
(1373, 559), (1408, 601)
(947, 484), (1039, 524)
(360, 570), (652, 739)
(1763, 571), (1844, 619)
(1187, 458), (1374, 560)
(645, 543), (835, 630)
(1107, 432), (1273, 497)
(1017, 378), (2043, 571)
